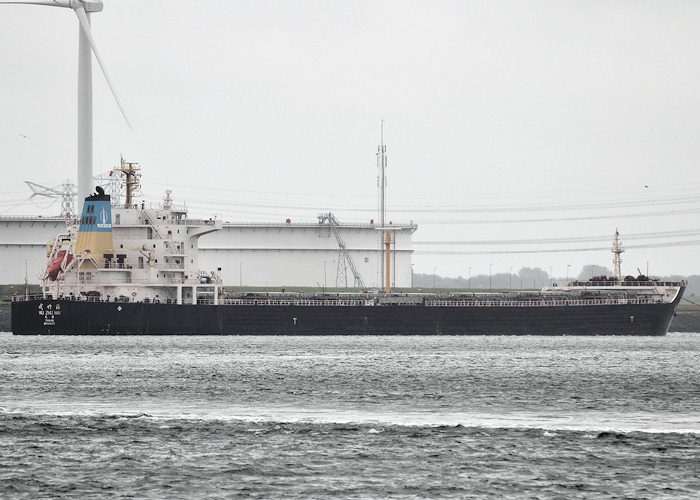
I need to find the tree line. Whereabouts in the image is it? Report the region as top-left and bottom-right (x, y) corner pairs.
(413, 265), (700, 297)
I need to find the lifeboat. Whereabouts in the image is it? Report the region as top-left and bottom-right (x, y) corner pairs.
(47, 250), (73, 281)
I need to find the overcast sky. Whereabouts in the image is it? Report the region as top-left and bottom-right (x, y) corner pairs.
(2, 0), (700, 279)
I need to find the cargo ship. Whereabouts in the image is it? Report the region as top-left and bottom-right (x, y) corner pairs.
(11, 160), (686, 336)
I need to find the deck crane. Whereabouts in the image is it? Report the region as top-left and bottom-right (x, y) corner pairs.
(318, 212), (365, 288)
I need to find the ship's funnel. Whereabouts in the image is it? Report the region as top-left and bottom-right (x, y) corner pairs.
(75, 187), (113, 268)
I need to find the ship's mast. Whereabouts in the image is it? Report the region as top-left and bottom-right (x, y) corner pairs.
(612, 229), (624, 281)
(113, 155), (141, 209)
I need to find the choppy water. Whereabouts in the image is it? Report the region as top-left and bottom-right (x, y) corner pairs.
(1, 333), (699, 499)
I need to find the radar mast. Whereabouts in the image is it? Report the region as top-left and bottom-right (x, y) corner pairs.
(113, 155), (141, 209)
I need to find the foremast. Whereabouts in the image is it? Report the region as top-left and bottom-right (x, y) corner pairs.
(612, 229), (624, 280)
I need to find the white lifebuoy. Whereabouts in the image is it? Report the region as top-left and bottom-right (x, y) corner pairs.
(131, 292), (137, 297)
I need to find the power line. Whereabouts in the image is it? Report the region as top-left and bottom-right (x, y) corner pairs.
(415, 239), (700, 255)
(414, 228), (700, 246)
(166, 193), (700, 214)
(412, 207), (700, 225)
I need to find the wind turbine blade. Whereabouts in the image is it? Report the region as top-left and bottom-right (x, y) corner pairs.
(0, 1), (71, 7)
(74, 5), (132, 130)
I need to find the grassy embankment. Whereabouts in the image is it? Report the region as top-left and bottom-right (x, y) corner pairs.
(0, 284), (42, 303)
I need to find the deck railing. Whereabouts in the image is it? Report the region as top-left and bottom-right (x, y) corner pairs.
(424, 298), (661, 307)
(568, 280), (686, 287)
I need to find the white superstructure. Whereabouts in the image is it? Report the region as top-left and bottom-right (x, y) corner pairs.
(38, 169), (223, 304)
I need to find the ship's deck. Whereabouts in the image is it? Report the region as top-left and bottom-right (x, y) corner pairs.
(14, 281), (684, 308)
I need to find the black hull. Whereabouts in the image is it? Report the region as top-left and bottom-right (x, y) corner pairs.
(11, 297), (681, 335)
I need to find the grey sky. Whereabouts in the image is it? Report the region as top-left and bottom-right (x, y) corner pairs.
(2, 0), (700, 279)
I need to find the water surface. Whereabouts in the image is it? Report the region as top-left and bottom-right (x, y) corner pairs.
(2, 333), (699, 498)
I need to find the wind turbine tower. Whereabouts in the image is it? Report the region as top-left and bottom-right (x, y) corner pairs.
(2, 0), (131, 204)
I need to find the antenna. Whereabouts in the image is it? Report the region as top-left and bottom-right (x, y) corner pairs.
(377, 120), (388, 287)
(378, 119), (387, 227)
